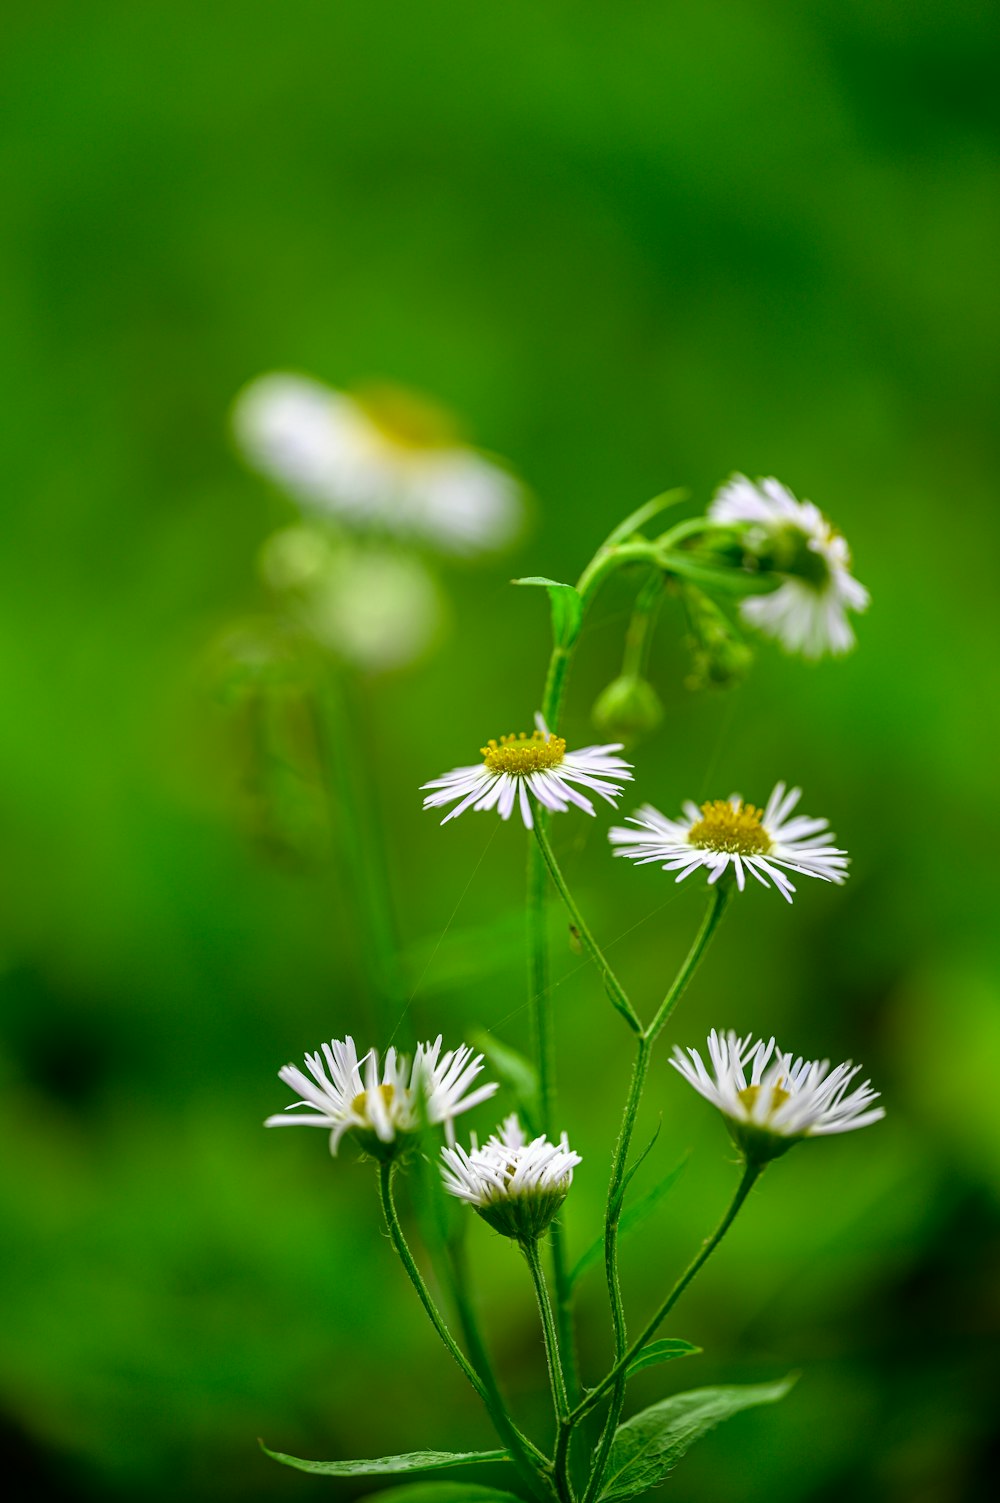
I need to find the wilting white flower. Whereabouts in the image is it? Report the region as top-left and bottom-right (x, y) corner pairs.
(441, 1113), (581, 1240)
(609, 782), (847, 902)
(423, 714), (632, 830)
(710, 475), (869, 658)
(234, 373), (524, 556)
(265, 1035), (497, 1159)
(671, 1028), (884, 1161)
(260, 526), (444, 672)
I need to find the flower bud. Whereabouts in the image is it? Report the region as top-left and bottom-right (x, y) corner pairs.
(591, 674), (664, 743)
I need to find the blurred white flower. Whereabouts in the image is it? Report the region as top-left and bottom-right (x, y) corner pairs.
(422, 714), (632, 829)
(710, 475), (869, 658)
(260, 525), (444, 673)
(671, 1028), (884, 1161)
(234, 373), (524, 556)
(609, 782), (847, 902)
(441, 1113), (581, 1240)
(265, 1034), (498, 1159)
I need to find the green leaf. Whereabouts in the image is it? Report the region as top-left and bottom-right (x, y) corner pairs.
(597, 1377), (797, 1501)
(625, 1338), (700, 1377)
(369, 1487), (528, 1503)
(469, 1030), (540, 1133)
(512, 576), (583, 649)
(260, 1444), (510, 1478)
(569, 1153), (687, 1287)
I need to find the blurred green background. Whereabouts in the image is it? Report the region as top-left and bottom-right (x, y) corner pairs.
(2, 1), (999, 1500)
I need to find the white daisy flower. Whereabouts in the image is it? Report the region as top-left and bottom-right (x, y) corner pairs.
(671, 1028), (884, 1161)
(234, 372), (524, 556)
(423, 714), (633, 830)
(441, 1113), (581, 1240)
(265, 1035), (498, 1160)
(608, 782), (848, 902)
(709, 474), (869, 658)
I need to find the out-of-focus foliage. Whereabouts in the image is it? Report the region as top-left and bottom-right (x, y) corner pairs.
(1, 2), (998, 1501)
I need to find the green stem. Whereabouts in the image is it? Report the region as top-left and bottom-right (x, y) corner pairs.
(578, 887), (733, 1497)
(532, 819), (642, 1034)
(579, 1160), (764, 1430)
(525, 495), (685, 1422)
(646, 881), (732, 1043)
(377, 1163), (552, 1499)
(620, 573), (664, 681)
(523, 1239), (571, 1424)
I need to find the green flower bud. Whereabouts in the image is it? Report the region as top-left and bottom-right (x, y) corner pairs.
(591, 674), (664, 743)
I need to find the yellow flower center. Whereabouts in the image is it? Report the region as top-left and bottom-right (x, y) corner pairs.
(688, 800), (772, 855)
(738, 1082), (791, 1116)
(351, 1083), (396, 1121)
(481, 731), (567, 775)
(355, 383), (460, 451)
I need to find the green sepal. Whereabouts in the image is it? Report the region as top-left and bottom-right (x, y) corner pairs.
(596, 1376), (797, 1501)
(625, 1338), (700, 1377)
(259, 1443), (511, 1477)
(512, 576), (583, 649)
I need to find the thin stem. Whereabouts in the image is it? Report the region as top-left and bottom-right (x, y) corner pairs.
(620, 572), (664, 681)
(578, 1160), (764, 1430)
(575, 888), (733, 1497)
(645, 881), (732, 1043)
(523, 1239), (575, 1503)
(582, 1037), (650, 1496)
(523, 1239), (571, 1425)
(377, 1163), (552, 1498)
(532, 819), (642, 1034)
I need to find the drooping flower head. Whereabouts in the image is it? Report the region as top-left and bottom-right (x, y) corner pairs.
(423, 714), (632, 829)
(671, 1029), (884, 1162)
(709, 475), (869, 658)
(441, 1114), (581, 1241)
(265, 1035), (498, 1160)
(609, 782), (847, 902)
(234, 373), (524, 556)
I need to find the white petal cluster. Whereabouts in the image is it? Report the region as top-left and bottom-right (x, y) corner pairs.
(672, 1029), (884, 1160)
(442, 1114), (581, 1240)
(609, 782), (847, 902)
(423, 714), (633, 830)
(234, 373), (523, 556)
(710, 475), (869, 658)
(265, 1035), (497, 1158)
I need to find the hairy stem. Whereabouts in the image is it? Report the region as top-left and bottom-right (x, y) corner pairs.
(377, 1163), (551, 1498)
(580, 1160), (764, 1436)
(532, 819), (642, 1034)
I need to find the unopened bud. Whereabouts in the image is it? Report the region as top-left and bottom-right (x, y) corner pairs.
(592, 675), (664, 743)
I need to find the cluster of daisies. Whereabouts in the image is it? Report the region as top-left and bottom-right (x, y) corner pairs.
(264, 471), (879, 1221)
(266, 1019), (883, 1234)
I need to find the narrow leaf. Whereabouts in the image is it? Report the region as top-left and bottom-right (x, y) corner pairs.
(469, 1030), (540, 1133)
(618, 1122), (664, 1202)
(260, 1444), (510, 1478)
(569, 1153), (687, 1287)
(625, 1339), (700, 1377)
(597, 1377), (797, 1501)
(512, 576), (583, 649)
